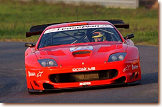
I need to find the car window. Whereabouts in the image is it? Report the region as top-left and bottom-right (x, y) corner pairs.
(38, 25), (122, 48)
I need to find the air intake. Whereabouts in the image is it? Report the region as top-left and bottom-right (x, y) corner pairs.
(49, 69), (118, 83)
(72, 50), (91, 57)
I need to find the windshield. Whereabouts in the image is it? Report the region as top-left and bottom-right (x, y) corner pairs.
(38, 25), (122, 48)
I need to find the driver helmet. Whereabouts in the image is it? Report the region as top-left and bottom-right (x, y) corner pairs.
(92, 32), (106, 42)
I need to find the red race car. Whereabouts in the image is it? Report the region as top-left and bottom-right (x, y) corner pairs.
(25, 20), (141, 93)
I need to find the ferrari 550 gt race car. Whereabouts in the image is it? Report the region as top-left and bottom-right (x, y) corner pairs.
(25, 20), (141, 93)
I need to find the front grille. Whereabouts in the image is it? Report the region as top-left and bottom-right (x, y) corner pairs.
(49, 69), (118, 83)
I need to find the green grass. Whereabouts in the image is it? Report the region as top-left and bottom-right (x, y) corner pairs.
(0, 0), (158, 45)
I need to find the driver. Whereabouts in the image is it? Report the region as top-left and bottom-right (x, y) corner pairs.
(92, 32), (106, 42)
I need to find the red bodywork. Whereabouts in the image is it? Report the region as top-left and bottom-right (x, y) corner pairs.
(25, 21), (141, 92)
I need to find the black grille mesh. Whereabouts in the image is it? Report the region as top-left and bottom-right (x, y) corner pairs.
(49, 69), (118, 83)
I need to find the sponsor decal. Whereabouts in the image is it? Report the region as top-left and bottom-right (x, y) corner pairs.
(72, 67), (95, 72)
(44, 25), (113, 34)
(132, 65), (139, 70)
(123, 64), (139, 72)
(123, 65), (131, 72)
(79, 82), (91, 86)
(37, 71), (43, 77)
(28, 71), (36, 77)
(70, 46), (93, 52)
(28, 71), (43, 77)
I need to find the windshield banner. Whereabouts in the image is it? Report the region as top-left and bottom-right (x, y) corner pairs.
(44, 25), (113, 34)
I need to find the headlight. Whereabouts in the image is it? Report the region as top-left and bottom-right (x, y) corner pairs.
(38, 59), (58, 67)
(108, 53), (126, 62)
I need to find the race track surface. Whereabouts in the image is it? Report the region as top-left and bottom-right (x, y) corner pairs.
(0, 42), (158, 103)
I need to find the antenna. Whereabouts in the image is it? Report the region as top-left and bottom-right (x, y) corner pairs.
(75, 4), (79, 33)
(76, 5), (79, 22)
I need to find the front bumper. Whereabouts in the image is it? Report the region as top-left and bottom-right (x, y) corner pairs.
(25, 59), (141, 91)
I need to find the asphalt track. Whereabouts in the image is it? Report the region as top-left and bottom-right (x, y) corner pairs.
(0, 42), (158, 103)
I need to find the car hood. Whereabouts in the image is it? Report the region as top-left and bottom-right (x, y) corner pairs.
(35, 42), (128, 66)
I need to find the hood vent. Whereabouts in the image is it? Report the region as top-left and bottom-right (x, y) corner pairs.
(72, 50), (91, 57)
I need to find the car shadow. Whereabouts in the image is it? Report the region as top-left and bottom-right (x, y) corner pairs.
(141, 72), (158, 85)
(31, 83), (128, 95)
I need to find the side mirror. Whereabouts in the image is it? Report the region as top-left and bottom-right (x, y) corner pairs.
(124, 34), (134, 40)
(25, 43), (35, 47)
